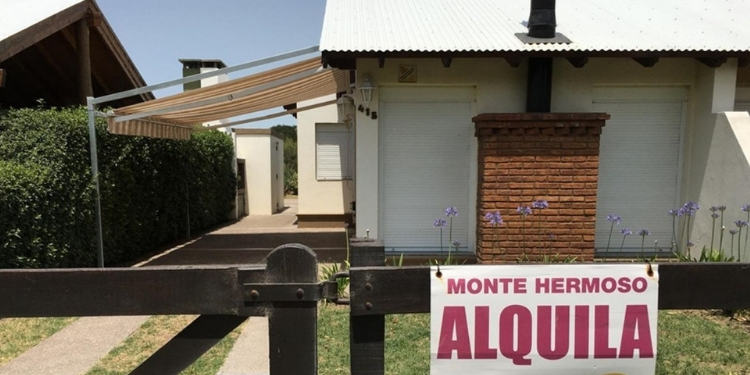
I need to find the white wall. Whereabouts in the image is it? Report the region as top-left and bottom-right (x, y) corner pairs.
(354, 57), (740, 251)
(200, 67), (230, 133)
(691, 112), (750, 260)
(235, 134), (273, 215)
(297, 94), (355, 216)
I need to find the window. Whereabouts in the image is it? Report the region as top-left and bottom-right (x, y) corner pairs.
(316, 123), (353, 180)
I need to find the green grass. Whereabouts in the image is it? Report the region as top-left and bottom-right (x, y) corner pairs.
(318, 305), (750, 374)
(85, 315), (243, 375)
(0, 317), (76, 366)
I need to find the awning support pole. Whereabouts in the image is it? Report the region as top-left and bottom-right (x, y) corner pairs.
(87, 97), (105, 268)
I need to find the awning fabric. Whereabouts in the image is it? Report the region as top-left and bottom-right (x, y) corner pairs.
(107, 57), (348, 140)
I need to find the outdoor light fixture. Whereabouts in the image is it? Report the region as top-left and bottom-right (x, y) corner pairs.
(358, 74), (376, 119)
(336, 94), (355, 123)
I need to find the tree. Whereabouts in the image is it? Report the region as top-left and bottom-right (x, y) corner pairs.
(271, 125), (297, 195)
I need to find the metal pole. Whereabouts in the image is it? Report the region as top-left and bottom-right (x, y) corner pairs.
(87, 97), (104, 267)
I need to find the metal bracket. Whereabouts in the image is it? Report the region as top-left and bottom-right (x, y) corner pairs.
(243, 272), (350, 304)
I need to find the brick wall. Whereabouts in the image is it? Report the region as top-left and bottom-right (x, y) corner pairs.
(473, 113), (609, 263)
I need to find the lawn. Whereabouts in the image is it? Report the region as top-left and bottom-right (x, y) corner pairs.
(0, 317), (76, 366)
(85, 315), (242, 375)
(318, 305), (750, 375)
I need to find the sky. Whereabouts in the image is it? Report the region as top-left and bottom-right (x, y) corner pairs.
(97, 0), (327, 128)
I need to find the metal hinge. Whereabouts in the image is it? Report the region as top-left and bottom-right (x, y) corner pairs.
(243, 271), (349, 304)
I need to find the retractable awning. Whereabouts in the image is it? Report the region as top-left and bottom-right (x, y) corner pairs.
(107, 57), (349, 140)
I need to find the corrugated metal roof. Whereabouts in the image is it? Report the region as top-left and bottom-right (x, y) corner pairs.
(320, 0), (750, 53)
(0, 0), (83, 43)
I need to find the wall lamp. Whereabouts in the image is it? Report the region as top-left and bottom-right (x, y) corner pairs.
(357, 74), (377, 119)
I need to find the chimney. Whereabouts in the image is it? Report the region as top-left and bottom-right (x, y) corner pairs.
(525, 0), (555, 112)
(527, 0), (556, 38)
(178, 58), (230, 131)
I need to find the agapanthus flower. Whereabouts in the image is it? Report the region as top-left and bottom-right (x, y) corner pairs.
(445, 206), (459, 217)
(735, 220), (748, 228)
(621, 228), (632, 236)
(730, 229), (738, 235)
(679, 201), (700, 217)
(742, 204), (750, 213)
(452, 240), (461, 248)
(668, 209), (679, 216)
(718, 205), (727, 212)
(638, 229), (650, 236)
(606, 214), (622, 224)
(532, 200), (549, 209)
(517, 206), (532, 216)
(484, 211), (503, 226)
(433, 218), (447, 228)
(710, 206), (720, 212)
(711, 213), (719, 219)
(687, 241), (694, 248)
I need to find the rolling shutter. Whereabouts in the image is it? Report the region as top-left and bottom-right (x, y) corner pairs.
(316, 123), (352, 180)
(380, 87), (474, 252)
(593, 87), (686, 253)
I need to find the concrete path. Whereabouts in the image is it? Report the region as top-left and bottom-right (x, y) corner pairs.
(217, 317), (270, 375)
(0, 316), (148, 375)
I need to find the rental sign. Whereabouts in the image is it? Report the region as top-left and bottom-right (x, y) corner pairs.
(430, 264), (659, 374)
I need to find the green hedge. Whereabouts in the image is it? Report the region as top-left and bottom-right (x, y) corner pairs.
(0, 107), (236, 267)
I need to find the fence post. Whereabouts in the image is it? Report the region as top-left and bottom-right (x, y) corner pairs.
(349, 239), (385, 375)
(265, 243), (318, 375)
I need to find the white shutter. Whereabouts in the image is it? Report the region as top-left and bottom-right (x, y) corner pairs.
(736, 102), (750, 112)
(380, 87), (474, 252)
(316, 123), (351, 180)
(593, 87), (686, 253)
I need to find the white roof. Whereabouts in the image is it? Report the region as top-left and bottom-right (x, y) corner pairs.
(320, 0), (750, 53)
(0, 0), (83, 42)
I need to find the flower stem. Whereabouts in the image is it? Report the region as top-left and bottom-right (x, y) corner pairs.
(672, 215), (678, 253)
(521, 216), (526, 252)
(620, 235), (626, 252)
(685, 216), (692, 256)
(719, 212), (725, 252)
(606, 222), (614, 253)
(738, 227), (743, 262)
(710, 216), (716, 251)
(641, 236), (645, 257)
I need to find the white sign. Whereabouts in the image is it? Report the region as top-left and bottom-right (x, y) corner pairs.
(430, 264), (659, 375)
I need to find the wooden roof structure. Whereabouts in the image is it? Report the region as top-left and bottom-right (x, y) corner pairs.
(0, 0), (152, 108)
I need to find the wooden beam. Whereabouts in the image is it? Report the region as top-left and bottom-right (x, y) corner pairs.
(0, 69), (5, 88)
(0, 1), (88, 62)
(377, 56), (385, 68)
(633, 57), (659, 67)
(739, 57), (750, 68)
(566, 56), (588, 68)
(441, 56), (452, 68)
(504, 56), (522, 68)
(77, 18), (93, 103)
(697, 56), (728, 68)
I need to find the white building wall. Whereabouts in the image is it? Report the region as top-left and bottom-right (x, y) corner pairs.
(354, 57), (740, 250)
(235, 134), (273, 215)
(270, 136), (284, 213)
(297, 94), (355, 216)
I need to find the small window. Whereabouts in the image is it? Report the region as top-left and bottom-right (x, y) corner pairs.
(316, 123), (353, 180)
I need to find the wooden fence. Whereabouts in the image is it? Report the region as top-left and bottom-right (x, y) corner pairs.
(1, 241), (749, 374)
(347, 241), (750, 375)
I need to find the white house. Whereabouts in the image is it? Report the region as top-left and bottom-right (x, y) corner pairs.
(233, 129), (285, 216)
(315, 0), (750, 262)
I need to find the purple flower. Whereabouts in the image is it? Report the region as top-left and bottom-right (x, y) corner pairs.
(710, 206), (720, 213)
(718, 205), (727, 212)
(679, 201), (700, 217)
(484, 211), (503, 226)
(687, 241), (694, 248)
(433, 218), (446, 228)
(668, 209), (679, 216)
(445, 206), (459, 217)
(742, 204), (750, 213)
(606, 214), (622, 224)
(735, 220), (748, 228)
(730, 229), (738, 235)
(711, 213), (719, 219)
(532, 200), (549, 209)
(621, 228), (632, 236)
(638, 229), (650, 236)
(517, 206), (532, 216)
(452, 240), (461, 248)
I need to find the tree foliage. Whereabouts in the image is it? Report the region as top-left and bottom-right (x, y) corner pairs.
(271, 124), (297, 195)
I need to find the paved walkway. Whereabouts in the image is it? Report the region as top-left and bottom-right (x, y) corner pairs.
(0, 197), (340, 375)
(0, 316), (148, 375)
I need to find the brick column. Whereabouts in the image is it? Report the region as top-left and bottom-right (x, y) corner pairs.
(473, 113), (609, 263)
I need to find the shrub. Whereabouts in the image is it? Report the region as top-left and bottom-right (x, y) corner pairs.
(0, 107), (236, 267)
